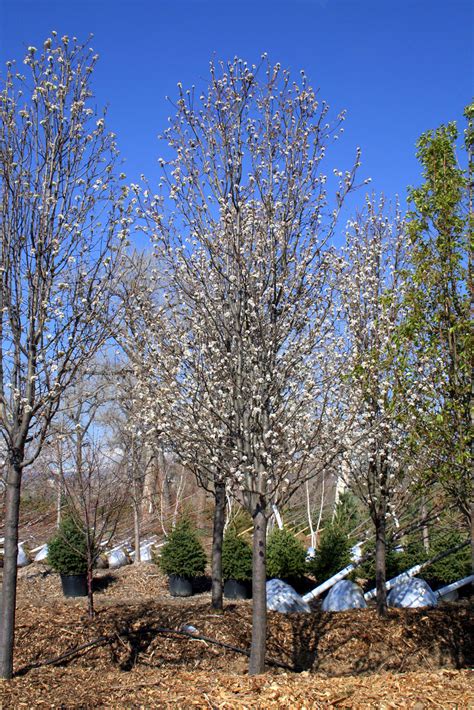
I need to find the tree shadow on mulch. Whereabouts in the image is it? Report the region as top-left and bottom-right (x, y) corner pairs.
(103, 599), (474, 676)
(93, 574), (118, 593)
(107, 601), (243, 672)
(21, 596), (471, 678)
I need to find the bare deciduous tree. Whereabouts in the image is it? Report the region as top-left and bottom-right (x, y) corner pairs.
(53, 374), (127, 618)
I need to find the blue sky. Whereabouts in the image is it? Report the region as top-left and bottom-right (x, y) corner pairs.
(1, 0), (472, 235)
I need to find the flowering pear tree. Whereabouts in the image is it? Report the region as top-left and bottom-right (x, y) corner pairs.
(133, 58), (364, 673)
(338, 198), (428, 615)
(0, 35), (128, 678)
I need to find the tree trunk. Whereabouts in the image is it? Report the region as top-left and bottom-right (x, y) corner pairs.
(375, 515), (388, 617)
(249, 506), (267, 675)
(133, 501), (141, 563)
(0, 452), (22, 679)
(471, 496), (474, 577)
(421, 499), (430, 553)
(87, 563), (94, 619)
(211, 482), (226, 610)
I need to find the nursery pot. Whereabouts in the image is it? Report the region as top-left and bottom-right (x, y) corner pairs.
(60, 573), (88, 597)
(224, 579), (249, 600)
(168, 574), (193, 597)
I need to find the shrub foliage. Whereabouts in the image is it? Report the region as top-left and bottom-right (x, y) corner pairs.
(222, 529), (253, 581)
(47, 516), (88, 575)
(158, 517), (207, 579)
(266, 527), (307, 580)
(357, 529), (470, 589)
(309, 524), (352, 583)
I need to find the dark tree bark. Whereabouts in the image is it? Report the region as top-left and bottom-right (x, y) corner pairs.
(0, 450), (23, 679)
(87, 559), (94, 620)
(471, 497), (474, 578)
(211, 482), (226, 610)
(375, 513), (388, 617)
(249, 505), (267, 675)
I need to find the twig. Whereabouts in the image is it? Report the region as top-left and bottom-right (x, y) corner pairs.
(15, 626), (294, 677)
(14, 635), (113, 677)
(153, 626), (294, 671)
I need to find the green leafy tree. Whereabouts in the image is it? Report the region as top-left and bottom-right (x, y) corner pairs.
(158, 517), (207, 579)
(266, 528), (307, 581)
(406, 106), (473, 572)
(222, 529), (253, 582)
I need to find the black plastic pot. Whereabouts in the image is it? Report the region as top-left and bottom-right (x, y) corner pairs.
(224, 579), (250, 600)
(60, 573), (88, 597)
(168, 574), (193, 597)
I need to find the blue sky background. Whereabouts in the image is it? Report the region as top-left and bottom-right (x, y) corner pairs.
(1, 0), (472, 243)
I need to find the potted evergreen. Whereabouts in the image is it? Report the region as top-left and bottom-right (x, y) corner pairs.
(48, 516), (88, 597)
(222, 529), (253, 599)
(309, 524), (353, 584)
(158, 517), (207, 596)
(266, 527), (307, 586)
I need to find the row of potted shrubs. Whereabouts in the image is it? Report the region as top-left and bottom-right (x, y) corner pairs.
(45, 514), (312, 599)
(45, 513), (471, 599)
(157, 517), (315, 598)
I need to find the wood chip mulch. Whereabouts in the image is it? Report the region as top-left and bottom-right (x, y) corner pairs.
(2, 667), (473, 708)
(0, 563), (472, 708)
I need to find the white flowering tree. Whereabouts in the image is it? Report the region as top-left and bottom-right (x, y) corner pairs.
(0, 35), (128, 678)
(338, 198), (428, 615)
(133, 58), (364, 673)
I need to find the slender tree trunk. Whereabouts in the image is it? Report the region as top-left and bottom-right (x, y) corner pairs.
(211, 482), (226, 610)
(471, 498), (474, 577)
(87, 563), (94, 619)
(133, 501), (141, 563)
(56, 478), (62, 528)
(159, 450), (172, 510)
(0, 451), (23, 679)
(375, 514), (388, 617)
(421, 499), (430, 553)
(315, 474), (325, 547)
(249, 506), (267, 675)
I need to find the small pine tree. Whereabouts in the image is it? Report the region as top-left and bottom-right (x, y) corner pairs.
(266, 528), (307, 580)
(221, 529), (253, 582)
(357, 535), (428, 588)
(48, 516), (88, 575)
(309, 524), (352, 583)
(158, 517), (207, 579)
(332, 491), (362, 534)
(425, 530), (470, 587)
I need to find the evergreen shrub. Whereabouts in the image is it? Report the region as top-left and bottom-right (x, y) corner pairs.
(425, 530), (470, 587)
(356, 529), (469, 589)
(48, 516), (88, 575)
(309, 524), (352, 583)
(158, 517), (207, 579)
(266, 527), (307, 580)
(222, 529), (252, 582)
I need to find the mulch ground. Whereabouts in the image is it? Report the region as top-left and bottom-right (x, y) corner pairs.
(0, 563), (472, 708)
